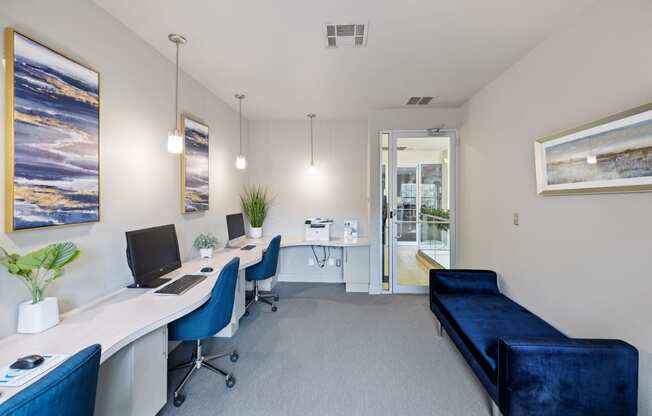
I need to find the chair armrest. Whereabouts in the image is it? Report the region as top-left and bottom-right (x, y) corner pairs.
(497, 338), (638, 416)
(429, 269), (500, 296)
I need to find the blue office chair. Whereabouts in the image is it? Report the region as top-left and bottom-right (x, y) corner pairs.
(245, 235), (281, 312)
(0, 344), (101, 416)
(168, 257), (240, 407)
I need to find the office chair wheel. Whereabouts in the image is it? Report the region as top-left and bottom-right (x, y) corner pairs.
(225, 375), (236, 388)
(271, 305), (278, 312)
(173, 394), (186, 407)
(274, 295), (279, 301)
(230, 352), (239, 362)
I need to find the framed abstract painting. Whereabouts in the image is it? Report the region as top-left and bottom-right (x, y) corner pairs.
(181, 115), (209, 213)
(534, 103), (652, 195)
(5, 28), (100, 231)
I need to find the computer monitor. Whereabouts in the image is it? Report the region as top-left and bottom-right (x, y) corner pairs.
(125, 224), (181, 288)
(226, 213), (246, 245)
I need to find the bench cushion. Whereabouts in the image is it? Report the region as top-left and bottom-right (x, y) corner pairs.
(437, 293), (567, 381)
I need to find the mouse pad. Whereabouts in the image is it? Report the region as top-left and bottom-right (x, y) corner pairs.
(0, 354), (67, 387)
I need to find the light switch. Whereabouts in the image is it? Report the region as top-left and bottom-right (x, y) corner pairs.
(513, 213), (519, 226)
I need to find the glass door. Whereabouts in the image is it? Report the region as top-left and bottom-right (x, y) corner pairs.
(386, 131), (455, 294)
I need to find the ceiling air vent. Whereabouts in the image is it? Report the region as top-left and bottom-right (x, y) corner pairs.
(406, 96), (435, 105)
(325, 23), (368, 48)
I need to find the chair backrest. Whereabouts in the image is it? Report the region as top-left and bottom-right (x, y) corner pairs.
(210, 257), (241, 332)
(0, 344), (101, 416)
(246, 235), (281, 281)
(168, 257), (240, 341)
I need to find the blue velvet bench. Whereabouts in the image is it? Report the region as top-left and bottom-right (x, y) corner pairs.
(429, 269), (638, 416)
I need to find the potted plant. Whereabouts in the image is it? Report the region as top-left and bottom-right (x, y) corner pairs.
(240, 185), (273, 239)
(0, 242), (80, 334)
(194, 233), (219, 259)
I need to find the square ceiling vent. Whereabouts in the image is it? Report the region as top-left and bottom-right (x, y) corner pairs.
(325, 23), (368, 48)
(406, 96), (434, 105)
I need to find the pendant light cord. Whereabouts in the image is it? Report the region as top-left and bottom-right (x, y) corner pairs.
(239, 98), (243, 155)
(174, 42), (179, 131)
(310, 115), (314, 164)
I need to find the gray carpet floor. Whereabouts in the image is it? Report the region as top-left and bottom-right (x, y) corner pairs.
(159, 283), (490, 416)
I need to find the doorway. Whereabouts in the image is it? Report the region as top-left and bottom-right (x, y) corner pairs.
(381, 130), (456, 294)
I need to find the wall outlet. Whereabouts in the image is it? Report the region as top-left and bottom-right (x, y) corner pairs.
(336, 259), (342, 267)
(308, 257), (315, 266)
(513, 213), (519, 226)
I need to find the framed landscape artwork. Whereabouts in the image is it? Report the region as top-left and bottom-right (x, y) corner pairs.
(181, 115), (209, 213)
(5, 28), (100, 232)
(534, 103), (652, 195)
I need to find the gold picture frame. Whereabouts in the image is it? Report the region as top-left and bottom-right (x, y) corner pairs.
(181, 114), (210, 213)
(534, 102), (652, 195)
(5, 28), (101, 231)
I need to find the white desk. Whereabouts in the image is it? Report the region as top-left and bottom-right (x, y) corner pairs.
(252, 235), (370, 292)
(0, 235), (370, 414)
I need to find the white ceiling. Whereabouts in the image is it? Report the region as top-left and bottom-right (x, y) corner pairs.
(94, 0), (594, 120)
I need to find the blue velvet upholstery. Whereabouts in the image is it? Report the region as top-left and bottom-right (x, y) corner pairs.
(169, 257), (240, 341)
(0, 344), (101, 416)
(437, 293), (565, 381)
(498, 338), (638, 416)
(431, 269), (500, 294)
(245, 235), (281, 282)
(430, 269), (639, 416)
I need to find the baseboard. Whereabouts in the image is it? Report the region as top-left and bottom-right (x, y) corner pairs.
(345, 282), (369, 293)
(278, 273), (344, 283)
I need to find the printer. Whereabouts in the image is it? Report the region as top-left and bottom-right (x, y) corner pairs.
(304, 218), (333, 241)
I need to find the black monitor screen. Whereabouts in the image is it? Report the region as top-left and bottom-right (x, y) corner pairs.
(126, 224), (181, 286)
(226, 213), (246, 241)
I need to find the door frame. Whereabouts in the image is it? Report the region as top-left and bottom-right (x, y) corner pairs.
(380, 129), (459, 294)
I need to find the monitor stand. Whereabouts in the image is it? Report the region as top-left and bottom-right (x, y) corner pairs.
(127, 278), (171, 289)
(226, 238), (246, 249)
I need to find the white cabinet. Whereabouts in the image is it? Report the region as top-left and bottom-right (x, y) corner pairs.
(343, 246), (370, 292)
(95, 326), (168, 416)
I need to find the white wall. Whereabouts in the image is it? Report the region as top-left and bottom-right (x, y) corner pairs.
(0, 0), (249, 337)
(459, 0), (652, 412)
(368, 108), (463, 293)
(249, 119), (368, 237)
(248, 119), (367, 283)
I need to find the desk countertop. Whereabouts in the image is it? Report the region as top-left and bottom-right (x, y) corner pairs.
(0, 234), (369, 402)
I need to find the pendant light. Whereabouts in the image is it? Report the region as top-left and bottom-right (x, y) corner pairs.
(235, 94), (247, 169)
(167, 33), (186, 154)
(307, 114), (317, 174)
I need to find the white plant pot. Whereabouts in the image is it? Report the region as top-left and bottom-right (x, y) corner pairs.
(250, 227), (263, 239)
(17, 297), (60, 334)
(200, 248), (213, 259)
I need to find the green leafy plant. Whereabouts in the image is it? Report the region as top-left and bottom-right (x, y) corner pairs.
(240, 185), (273, 228)
(421, 207), (450, 231)
(0, 242), (80, 304)
(193, 233), (219, 250)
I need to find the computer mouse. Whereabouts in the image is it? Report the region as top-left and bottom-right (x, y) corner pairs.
(200, 267), (214, 273)
(10, 354), (44, 370)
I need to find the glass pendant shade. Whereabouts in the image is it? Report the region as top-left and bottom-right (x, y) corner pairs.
(308, 162), (317, 175)
(167, 129), (183, 154)
(236, 155), (247, 169)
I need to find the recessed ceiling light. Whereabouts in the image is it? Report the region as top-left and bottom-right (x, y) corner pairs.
(325, 23), (368, 48)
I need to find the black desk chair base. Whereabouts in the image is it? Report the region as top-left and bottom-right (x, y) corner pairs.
(246, 281), (279, 313)
(170, 339), (238, 407)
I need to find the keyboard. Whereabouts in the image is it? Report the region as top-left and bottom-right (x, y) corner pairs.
(240, 245), (256, 251)
(154, 275), (207, 295)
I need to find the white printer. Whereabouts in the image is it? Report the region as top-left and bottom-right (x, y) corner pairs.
(304, 218), (333, 241)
